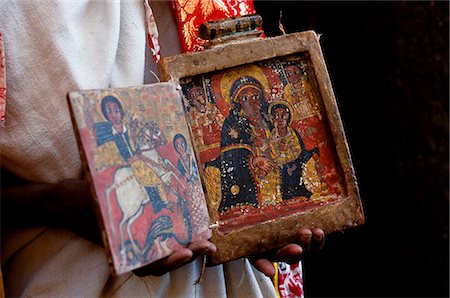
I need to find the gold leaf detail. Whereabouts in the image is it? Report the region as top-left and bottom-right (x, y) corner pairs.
(204, 166), (222, 213)
(183, 0), (198, 15)
(177, 0), (199, 22)
(180, 7), (187, 22)
(201, 0), (214, 18)
(201, 0), (230, 19)
(183, 16), (197, 49)
(212, 0), (230, 14)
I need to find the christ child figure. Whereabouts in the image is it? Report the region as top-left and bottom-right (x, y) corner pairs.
(269, 101), (319, 200)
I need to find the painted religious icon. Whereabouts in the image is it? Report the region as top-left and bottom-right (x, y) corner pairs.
(68, 83), (211, 275)
(180, 54), (344, 233)
(159, 30), (363, 266)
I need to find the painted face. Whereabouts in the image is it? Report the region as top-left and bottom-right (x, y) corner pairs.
(236, 87), (262, 123)
(188, 86), (206, 113)
(175, 137), (187, 154)
(285, 65), (303, 90)
(105, 101), (122, 126)
(272, 107), (290, 128)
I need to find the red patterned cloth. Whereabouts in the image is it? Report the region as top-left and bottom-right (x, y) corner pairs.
(170, 0), (256, 52)
(274, 262), (304, 298)
(144, 0), (161, 62)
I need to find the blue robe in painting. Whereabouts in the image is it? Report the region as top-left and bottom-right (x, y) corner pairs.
(95, 121), (133, 161)
(207, 110), (258, 213)
(177, 155), (199, 183)
(279, 130), (319, 200)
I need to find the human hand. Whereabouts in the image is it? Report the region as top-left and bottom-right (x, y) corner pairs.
(251, 156), (274, 173)
(248, 228), (325, 277)
(133, 240), (217, 276)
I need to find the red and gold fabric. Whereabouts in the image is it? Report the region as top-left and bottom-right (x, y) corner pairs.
(170, 0), (256, 52)
(273, 261), (304, 298)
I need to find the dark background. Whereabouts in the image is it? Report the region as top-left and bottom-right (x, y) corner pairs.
(254, 1), (449, 297)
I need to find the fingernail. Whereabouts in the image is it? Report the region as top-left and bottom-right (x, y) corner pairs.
(204, 243), (216, 254)
(313, 233), (323, 241)
(300, 233), (312, 242)
(203, 246), (210, 254)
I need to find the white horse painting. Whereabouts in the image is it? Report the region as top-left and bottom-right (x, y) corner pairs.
(104, 120), (191, 268)
(105, 166), (149, 261)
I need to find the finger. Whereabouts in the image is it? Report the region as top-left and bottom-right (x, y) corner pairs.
(188, 240), (217, 259)
(133, 241), (216, 277)
(297, 228), (312, 253)
(133, 248), (193, 277)
(249, 257), (276, 278)
(265, 164), (275, 172)
(310, 228), (325, 253)
(276, 244), (303, 264)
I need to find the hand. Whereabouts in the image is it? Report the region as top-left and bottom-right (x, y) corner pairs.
(248, 228), (325, 277)
(133, 240), (217, 276)
(287, 164), (297, 176)
(251, 156), (274, 173)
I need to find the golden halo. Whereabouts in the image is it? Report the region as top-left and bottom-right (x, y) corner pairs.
(97, 91), (124, 118)
(219, 65), (270, 105)
(97, 89), (142, 125)
(268, 100), (294, 125)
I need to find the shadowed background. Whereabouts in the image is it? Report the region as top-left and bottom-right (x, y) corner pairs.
(254, 1), (449, 297)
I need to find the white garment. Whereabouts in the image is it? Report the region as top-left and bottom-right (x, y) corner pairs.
(0, 1), (277, 296)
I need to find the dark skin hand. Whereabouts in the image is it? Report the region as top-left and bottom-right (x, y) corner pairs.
(2, 169), (325, 277)
(133, 239), (217, 277)
(249, 227), (325, 277)
(135, 227), (324, 278)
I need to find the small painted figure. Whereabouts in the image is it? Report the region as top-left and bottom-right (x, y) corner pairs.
(269, 101), (319, 200)
(95, 95), (134, 161)
(186, 85), (224, 147)
(173, 134), (209, 233)
(282, 63), (317, 120)
(173, 134), (199, 182)
(283, 64), (304, 110)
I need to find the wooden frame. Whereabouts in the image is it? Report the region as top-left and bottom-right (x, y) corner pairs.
(159, 30), (364, 265)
